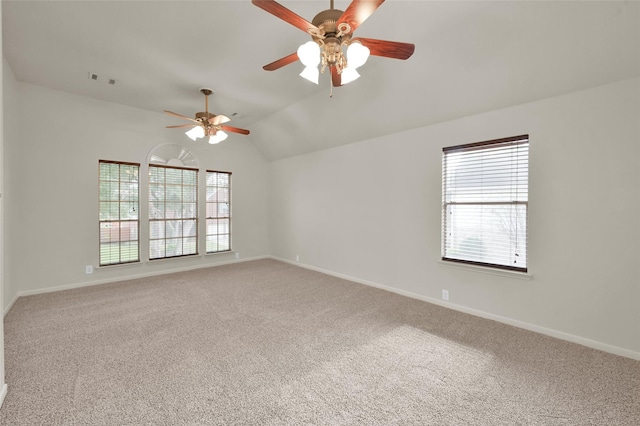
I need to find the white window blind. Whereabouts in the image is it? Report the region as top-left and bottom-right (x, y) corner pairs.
(442, 135), (529, 272)
(99, 160), (140, 266)
(149, 165), (198, 260)
(206, 171), (231, 253)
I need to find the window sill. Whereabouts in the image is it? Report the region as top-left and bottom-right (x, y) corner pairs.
(437, 260), (533, 280)
(97, 251), (237, 270)
(147, 254), (201, 263)
(97, 261), (144, 270)
(205, 250), (237, 257)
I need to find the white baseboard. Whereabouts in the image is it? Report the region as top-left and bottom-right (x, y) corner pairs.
(271, 256), (640, 361)
(0, 383), (7, 408)
(9, 255), (270, 301)
(3, 293), (19, 316)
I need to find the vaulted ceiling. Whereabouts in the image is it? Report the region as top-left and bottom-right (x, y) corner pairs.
(3, 1), (639, 160)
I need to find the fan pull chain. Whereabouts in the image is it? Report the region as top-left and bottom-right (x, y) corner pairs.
(329, 74), (333, 98)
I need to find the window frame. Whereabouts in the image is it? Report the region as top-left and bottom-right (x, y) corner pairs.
(441, 135), (529, 273)
(148, 164), (199, 260)
(98, 160), (141, 266)
(205, 170), (232, 254)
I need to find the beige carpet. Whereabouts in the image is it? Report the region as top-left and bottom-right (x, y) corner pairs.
(0, 259), (638, 425)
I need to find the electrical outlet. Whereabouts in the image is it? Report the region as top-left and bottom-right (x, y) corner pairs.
(235, 252), (240, 260)
(295, 255), (300, 262)
(85, 265), (93, 274)
(442, 289), (449, 301)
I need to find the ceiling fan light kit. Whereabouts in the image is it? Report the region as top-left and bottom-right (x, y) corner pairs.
(164, 88), (250, 144)
(297, 39), (369, 85)
(252, 0), (415, 87)
(165, 1), (414, 139)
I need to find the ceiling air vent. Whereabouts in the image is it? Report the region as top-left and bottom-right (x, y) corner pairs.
(88, 72), (116, 85)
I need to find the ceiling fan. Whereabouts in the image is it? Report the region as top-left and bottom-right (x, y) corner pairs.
(164, 88), (250, 144)
(252, 0), (415, 87)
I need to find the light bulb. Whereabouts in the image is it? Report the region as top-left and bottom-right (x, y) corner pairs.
(297, 41), (320, 67)
(299, 66), (320, 84)
(185, 126), (204, 141)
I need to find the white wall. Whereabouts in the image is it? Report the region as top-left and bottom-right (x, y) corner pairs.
(0, 6), (7, 404)
(269, 77), (640, 357)
(3, 82), (270, 302)
(2, 57), (19, 312)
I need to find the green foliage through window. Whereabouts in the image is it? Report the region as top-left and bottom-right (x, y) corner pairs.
(99, 161), (140, 266)
(149, 165), (198, 259)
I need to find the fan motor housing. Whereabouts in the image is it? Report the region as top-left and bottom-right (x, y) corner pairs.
(195, 111), (216, 121)
(311, 8), (352, 42)
(311, 9), (343, 28)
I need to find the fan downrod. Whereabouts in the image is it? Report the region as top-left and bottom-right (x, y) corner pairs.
(197, 87), (214, 120)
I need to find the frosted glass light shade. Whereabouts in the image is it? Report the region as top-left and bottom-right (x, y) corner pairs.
(297, 41), (320, 67)
(346, 42), (370, 69)
(340, 67), (360, 85)
(208, 130), (228, 144)
(299, 66), (320, 84)
(185, 126), (204, 141)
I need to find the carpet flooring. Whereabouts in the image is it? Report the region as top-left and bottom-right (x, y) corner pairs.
(0, 259), (638, 425)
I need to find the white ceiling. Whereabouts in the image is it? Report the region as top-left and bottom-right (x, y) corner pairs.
(3, 0), (639, 160)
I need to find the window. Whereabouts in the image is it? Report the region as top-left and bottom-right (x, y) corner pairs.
(206, 171), (231, 253)
(149, 165), (198, 259)
(442, 135), (529, 272)
(99, 161), (140, 266)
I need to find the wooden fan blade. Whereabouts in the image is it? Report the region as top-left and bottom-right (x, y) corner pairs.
(353, 37), (415, 60)
(208, 115), (231, 125)
(220, 125), (250, 136)
(163, 110), (199, 124)
(331, 66), (342, 87)
(252, 0), (319, 34)
(166, 124), (198, 129)
(263, 52), (299, 71)
(338, 0), (385, 33)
